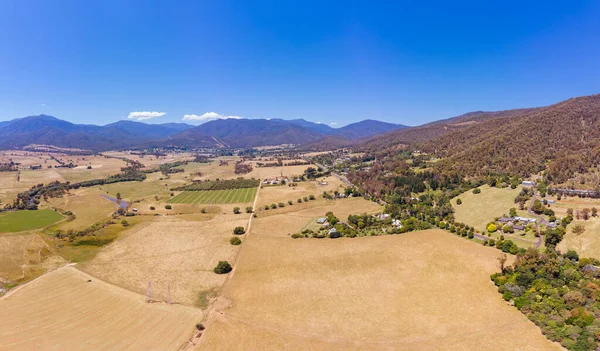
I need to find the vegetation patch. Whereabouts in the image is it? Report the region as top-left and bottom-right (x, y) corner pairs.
(172, 178), (259, 191)
(0, 209), (63, 233)
(168, 188), (257, 204)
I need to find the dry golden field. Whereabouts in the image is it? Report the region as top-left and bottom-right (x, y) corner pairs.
(553, 196), (600, 259)
(44, 188), (116, 231)
(80, 214), (248, 306)
(197, 229), (560, 351)
(0, 266), (201, 351)
(256, 176), (345, 208)
(0, 233), (66, 284)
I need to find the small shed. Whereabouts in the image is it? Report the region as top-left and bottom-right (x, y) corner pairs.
(317, 217), (327, 224)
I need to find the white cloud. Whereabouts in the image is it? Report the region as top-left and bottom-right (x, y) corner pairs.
(329, 122), (338, 126)
(182, 112), (243, 121)
(127, 111), (166, 121)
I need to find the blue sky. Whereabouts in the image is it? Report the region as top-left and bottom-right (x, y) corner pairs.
(0, 1), (599, 127)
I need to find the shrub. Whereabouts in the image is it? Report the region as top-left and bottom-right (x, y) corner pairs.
(233, 226), (246, 235)
(121, 219), (129, 227)
(456, 198), (462, 205)
(472, 188), (481, 194)
(201, 208), (207, 213)
(264, 204), (270, 210)
(233, 207), (241, 214)
(230, 237), (242, 245)
(213, 261), (232, 274)
(468, 232), (474, 239)
(291, 233), (304, 239)
(149, 206), (155, 210)
(196, 323), (205, 331)
(278, 202), (285, 208)
(303, 197), (309, 202)
(245, 206), (253, 213)
(487, 223), (497, 233)
(309, 195), (315, 200)
(287, 200), (293, 205)
(297, 198), (302, 203)
(270, 203), (277, 209)
(165, 205), (172, 210)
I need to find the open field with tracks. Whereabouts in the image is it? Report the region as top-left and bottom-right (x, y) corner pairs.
(45, 189), (117, 231)
(0, 266), (201, 351)
(0, 209), (63, 233)
(452, 185), (521, 232)
(198, 229), (560, 351)
(80, 214), (248, 306)
(169, 188), (257, 204)
(553, 196), (600, 259)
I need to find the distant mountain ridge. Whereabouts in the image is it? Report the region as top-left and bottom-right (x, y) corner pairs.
(0, 115), (405, 150)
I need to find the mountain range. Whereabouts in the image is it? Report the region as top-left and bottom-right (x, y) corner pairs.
(0, 115), (406, 151)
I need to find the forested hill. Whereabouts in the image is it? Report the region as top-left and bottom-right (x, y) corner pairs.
(419, 94), (600, 182)
(359, 108), (539, 152)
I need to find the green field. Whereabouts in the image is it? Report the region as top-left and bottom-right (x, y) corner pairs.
(168, 188), (257, 204)
(0, 209), (64, 233)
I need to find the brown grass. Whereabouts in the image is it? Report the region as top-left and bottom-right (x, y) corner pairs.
(198, 229), (560, 351)
(0, 266), (201, 351)
(79, 214), (248, 306)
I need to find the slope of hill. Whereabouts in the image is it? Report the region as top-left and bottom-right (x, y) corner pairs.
(104, 120), (185, 139)
(360, 109), (539, 151)
(419, 94), (600, 182)
(336, 119), (407, 139)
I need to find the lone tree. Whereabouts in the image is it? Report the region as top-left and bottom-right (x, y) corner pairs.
(116, 192), (122, 200)
(233, 226), (246, 235)
(456, 198), (462, 205)
(230, 237), (242, 245)
(245, 206), (253, 213)
(233, 207), (241, 214)
(214, 261), (232, 274)
(497, 253), (508, 273)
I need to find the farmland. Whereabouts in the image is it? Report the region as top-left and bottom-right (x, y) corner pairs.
(0, 266), (201, 351)
(198, 229), (559, 350)
(452, 185), (521, 232)
(0, 209), (63, 233)
(80, 215), (248, 306)
(169, 188), (257, 204)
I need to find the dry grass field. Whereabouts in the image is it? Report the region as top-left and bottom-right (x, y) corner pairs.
(0, 234), (65, 283)
(257, 176), (345, 208)
(553, 196), (600, 259)
(452, 185), (521, 232)
(0, 266), (201, 351)
(44, 189), (116, 231)
(80, 214), (248, 306)
(198, 229), (560, 351)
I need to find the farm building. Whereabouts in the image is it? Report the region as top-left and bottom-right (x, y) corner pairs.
(521, 180), (535, 186)
(515, 216), (537, 223)
(497, 217), (514, 223)
(328, 227), (341, 238)
(316, 217), (327, 224)
(513, 225), (525, 231)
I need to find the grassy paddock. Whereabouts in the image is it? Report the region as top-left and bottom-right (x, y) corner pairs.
(168, 188), (257, 204)
(451, 185), (521, 232)
(0, 209), (63, 233)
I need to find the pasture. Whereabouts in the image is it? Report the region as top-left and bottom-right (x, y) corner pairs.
(452, 185), (521, 232)
(257, 176), (345, 208)
(553, 195), (600, 259)
(0, 209), (63, 233)
(198, 229), (559, 351)
(169, 188), (257, 204)
(0, 266), (201, 351)
(45, 190), (117, 231)
(80, 214), (248, 306)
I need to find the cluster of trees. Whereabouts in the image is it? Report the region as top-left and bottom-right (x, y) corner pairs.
(303, 166), (328, 179)
(5, 181), (71, 210)
(263, 195), (316, 211)
(172, 178), (259, 191)
(0, 162), (17, 172)
(492, 248), (600, 350)
(532, 199), (555, 216)
(234, 162), (253, 174)
(193, 155), (211, 163)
